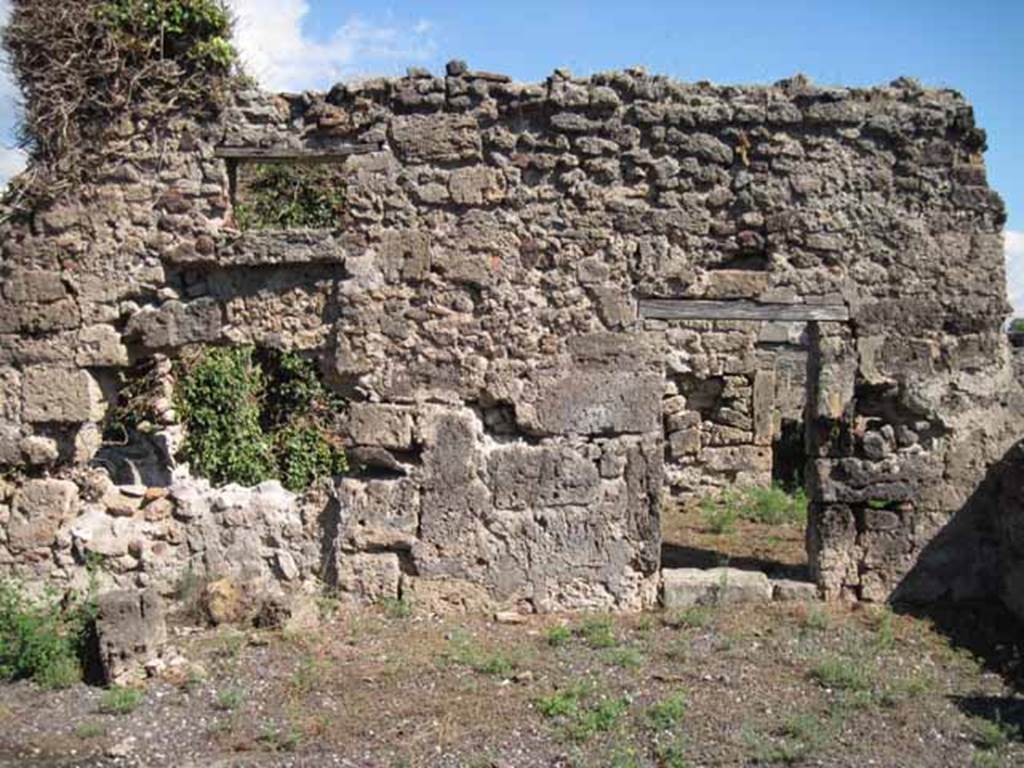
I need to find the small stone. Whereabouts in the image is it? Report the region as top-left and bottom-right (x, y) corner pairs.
(494, 611), (528, 625)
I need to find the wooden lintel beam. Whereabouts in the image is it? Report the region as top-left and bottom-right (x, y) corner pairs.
(639, 299), (849, 322)
(215, 144), (382, 161)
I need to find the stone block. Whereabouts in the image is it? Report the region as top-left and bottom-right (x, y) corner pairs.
(337, 552), (401, 602)
(662, 567), (772, 609)
(337, 477), (419, 550)
(2, 269), (67, 303)
(525, 371), (663, 436)
(76, 325), (129, 367)
(347, 403), (414, 450)
(0, 426), (23, 464)
(448, 166), (506, 205)
(389, 113), (481, 163)
(8, 478), (79, 551)
(772, 579), (820, 602)
(378, 229), (431, 282)
(752, 369), (776, 446)
(487, 444), (600, 510)
(94, 589), (167, 685)
(22, 367), (106, 423)
(125, 298), (222, 350)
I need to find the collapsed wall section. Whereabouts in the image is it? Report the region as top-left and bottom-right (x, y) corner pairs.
(0, 60), (1019, 614)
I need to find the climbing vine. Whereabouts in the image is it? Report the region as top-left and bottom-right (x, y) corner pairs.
(1, 0), (238, 209)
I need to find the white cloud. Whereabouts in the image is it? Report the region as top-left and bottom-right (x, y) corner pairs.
(229, 0), (437, 92)
(1006, 230), (1024, 318)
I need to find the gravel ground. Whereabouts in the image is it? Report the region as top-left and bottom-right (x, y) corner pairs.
(0, 599), (1021, 768)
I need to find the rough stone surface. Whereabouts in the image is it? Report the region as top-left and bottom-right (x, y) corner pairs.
(662, 567), (773, 608)
(94, 589), (167, 685)
(0, 62), (1019, 618)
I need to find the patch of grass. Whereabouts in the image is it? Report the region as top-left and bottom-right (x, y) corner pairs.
(214, 686), (245, 711)
(545, 625), (572, 647)
(971, 716), (1020, 751)
(536, 682), (629, 743)
(379, 597), (412, 620)
(662, 606), (714, 630)
(577, 615), (617, 649)
(699, 492), (739, 535)
(74, 721), (107, 739)
(98, 686), (144, 715)
(800, 605), (830, 632)
(664, 637), (689, 662)
(644, 692), (687, 731)
(742, 713), (829, 765)
(567, 696), (630, 742)
(698, 484), (807, 534)
(258, 723), (301, 752)
(444, 632), (516, 677)
(603, 646), (645, 669)
(809, 656), (873, 692)
(654, 737), (691, 768)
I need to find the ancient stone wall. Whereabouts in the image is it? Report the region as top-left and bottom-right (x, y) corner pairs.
(0, 60), (1020, 614)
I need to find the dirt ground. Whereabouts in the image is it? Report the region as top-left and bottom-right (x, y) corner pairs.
(660, 504), (809, 581)
(0, 598), (1022, 768)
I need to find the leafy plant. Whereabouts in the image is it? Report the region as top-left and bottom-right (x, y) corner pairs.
(577, 615), (617, 649)
(645, 692), (687, 731)
(175, 347), (348, 491)
(175, 346), (275, 486)
(214, 686), (245, 711)
(99, 686), (144, 715)
(810, 656), (873, 692)
(0, 579), (96, 689)
(234, 163), (346, 231)
(662, 606), (714, 630)
(545, 625), (572, 647)
(699, 484), (807, 534)
(100, 0), (236, 69)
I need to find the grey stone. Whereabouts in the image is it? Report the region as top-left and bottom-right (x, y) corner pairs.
(347, 403), (414, 450)
(94, 589), (167, 685)
(772, 579), (820, 602)
(662, 568), (773, 608)
(22, 367), (106, 423)
(125, 298), (222, 350)
(8, 479), (78, 551)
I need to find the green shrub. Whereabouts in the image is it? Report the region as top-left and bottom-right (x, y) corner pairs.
(175, 346), (275, 486)
(98, 685), (144, 715)
(0, 579), (95, 689)
(662, 606), (714, 630)
(234, 164), (346, 231)
(809, 656), (873, 692)
(645, 692), (687, 730)
(699, 492), (739, 534)
(175, 347), (348, 492)
(100, 0), (236, 70)
(545, 625), (572, 647)
(577, 615), (617, 649)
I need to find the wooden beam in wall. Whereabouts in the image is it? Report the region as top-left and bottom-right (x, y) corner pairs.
(639, 299), (849, 322)
(215, 144), (382, 161)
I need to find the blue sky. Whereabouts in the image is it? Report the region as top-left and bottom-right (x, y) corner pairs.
(1, 0), (1022, 308)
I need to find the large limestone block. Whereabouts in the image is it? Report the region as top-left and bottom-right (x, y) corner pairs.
(22, 367), (106, 423)
(8, 478), (79, 551)
(337, 477), (419, 550)
(337, 552), (401, 602)
(522, 371), (663, 436)
(487, 444), (600, 510)
(2, 269), (68, 303)
(94, 589), (167, 685)
(662, 567), (773, 608)
(346, 403), (414, 450)
(125, 298), (222, 350)
(389, 113), (481, 163)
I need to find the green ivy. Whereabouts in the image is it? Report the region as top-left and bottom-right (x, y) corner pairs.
(175, 346), (347, 491)
(100, 0), (236, 70)
(234, 164), (346, 231)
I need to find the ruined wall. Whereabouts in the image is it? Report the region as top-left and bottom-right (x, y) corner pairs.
(0, 60), (1018, 612)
